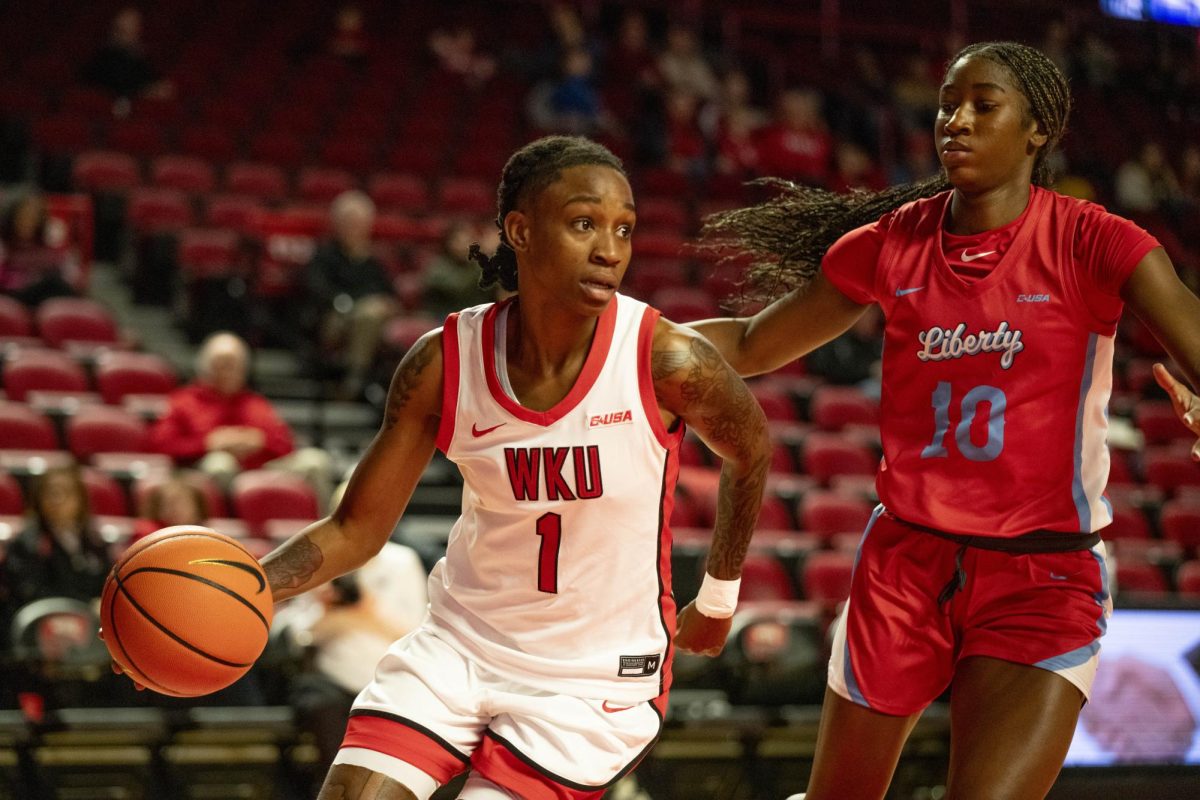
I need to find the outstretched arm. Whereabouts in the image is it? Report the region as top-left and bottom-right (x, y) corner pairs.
(1121, 247), (1200, 461)
(652, 318), (771, 655)
(262, 330), (444, 602)
(688, 270), (869, 376)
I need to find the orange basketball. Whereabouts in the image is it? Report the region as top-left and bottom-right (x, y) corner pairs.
(100, 526), (274, 697)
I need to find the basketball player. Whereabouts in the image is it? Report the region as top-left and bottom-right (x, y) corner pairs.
(690, 42), (1200, 799)
(262, 136), (771, 799)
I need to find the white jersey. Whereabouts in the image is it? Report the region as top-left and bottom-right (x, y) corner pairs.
(428, 293), (683, 703)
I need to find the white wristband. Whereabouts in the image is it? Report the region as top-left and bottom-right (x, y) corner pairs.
(695, 572), (741, 619)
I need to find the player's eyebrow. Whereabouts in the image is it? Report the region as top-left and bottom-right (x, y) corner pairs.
(941, 82), (1008, 93)
(562, 195), (636, 211)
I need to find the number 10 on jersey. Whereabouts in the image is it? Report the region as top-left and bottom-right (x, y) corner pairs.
(921, 381), (1007, 462)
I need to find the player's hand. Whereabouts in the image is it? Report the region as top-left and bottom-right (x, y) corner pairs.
(97, 627), (145, 691)
(1153, 363), (1200, 461)
(673, 600), (732, 657)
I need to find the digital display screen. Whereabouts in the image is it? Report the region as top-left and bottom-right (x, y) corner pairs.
(1066, 609), (1200, 765)
(1100, 0), (1200, 26)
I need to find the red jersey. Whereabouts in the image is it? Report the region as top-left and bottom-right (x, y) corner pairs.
(822, 188), (1160, 537)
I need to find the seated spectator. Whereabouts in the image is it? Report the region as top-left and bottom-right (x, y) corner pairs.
(601, 10), (660, 120)
(829, 142), (888, 194)
(756, 88), (834, 186)
(1115, 142), (1183, 215)
(714, 106), (763, 178)
(0, 188), (79, 306)
(305, 191), (399, 400)
(78, 6), (173, 101)
(280, 541), (428, 775)
(132, 476), (208, 541)
(529, 46), (612, 136)
(658, 24), (719, 101)
(0, 466), (111, 650)
(328, 4), (369, 63)
(148, 332), (335, 508)
(663, 90), (708, 177)
(422, 221), (493, 319)
(427, 25), (495, 87)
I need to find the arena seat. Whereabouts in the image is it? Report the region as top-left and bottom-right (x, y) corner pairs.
(106, 119), (165, 157)
(1103, 501), (1153, 540)
(65, 406), (151, 461)
(738, 554), (798, 601)
(231, 470), (320, 537)
(203, 195), (263, 231)
(127, 187), (194, 233)
(36, 298), (120, 347)
(226, 162), (289, 203)
(0, 472), (23, 514)
(809, 385), (879, 431)
(320, 138), (377, 174)
(438, 177), (494, 215)
(368, 173), (430, 213)
(1159, 499), (1200, 552)
(1134, 400), (1191, 445)
(80, 466), (130, 516)
(799, 550), (856, 605)
(2, 349), (89, 401)
(1143, 446), (1200, 493)
(748, 381), (799, 422)
(297, 167), (356, 204)
(798, 490), (874, 538)
(178, 227), (242, 279)
(0, 401), (59, 450)
(634, 197), (690, 231)
(1115, 560), (1168, 594)
(758, 494), (796, 529)
(801, 434), (877, 487)
(675, 466), (723, 528)
(248, 130), (307, 169)
(651, 287), (720, 321)
(33, 113), (95, 155)
(178, 124), (238, 162)
(151, 155), (217, 194)
(1177, 560), (1200, 596)
(94, 351), (178, 404)
(0, 295), (33, 337)
(72, 150), (140, 192)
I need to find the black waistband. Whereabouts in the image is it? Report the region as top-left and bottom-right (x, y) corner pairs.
(890, 513), (1101, 554)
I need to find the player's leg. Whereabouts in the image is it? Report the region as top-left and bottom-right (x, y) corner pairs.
(802, 687), (922, 800)
(317, 764), (420, 800)
(944, 656), (1083, 800)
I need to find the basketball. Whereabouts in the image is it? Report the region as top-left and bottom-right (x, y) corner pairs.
(99, 526), (274, 697)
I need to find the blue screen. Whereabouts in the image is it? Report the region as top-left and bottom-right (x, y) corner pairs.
(1066, 609), (1200, 766)
(1101, 0), (1200, 25)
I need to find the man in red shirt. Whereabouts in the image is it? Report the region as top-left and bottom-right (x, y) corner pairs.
(150, 332), (335, 508)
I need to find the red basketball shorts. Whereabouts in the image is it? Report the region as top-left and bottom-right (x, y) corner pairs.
(827, 506), (1111, 716)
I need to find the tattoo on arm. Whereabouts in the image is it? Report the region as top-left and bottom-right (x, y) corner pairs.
(660, 334), (770, 580)
(383, 343), (435, 430)
(264, 536), (324, 592)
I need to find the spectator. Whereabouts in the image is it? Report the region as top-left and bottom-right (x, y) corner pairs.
(1179, 145), (1200, 205)
(328, 4), (369, 63)
(422, 221), (493, 319)
(78, 7), (173, 100)
(148, 332), (335, 507)
(427, 25), (495, 87)
(1114, 142), (1183, 215)
(601, 10), (660, 120)
(0, 466), (111, 649)
(714, 106), (762, 178)
(530, 47), (607, 135)
(658, 24), (719, 101)
(663, 90), (707, 176)
(282, 542), (428, 775)
(0, 188), (78, 306)
(700, 69), (768, 141)
(132, 476), (208, 541)
(305, 191), (399, 400)
(891, 54), (940, 133)
(829, 142), (888, 194)
(756, 88), (834, 186)
(804, 305), (883, 396)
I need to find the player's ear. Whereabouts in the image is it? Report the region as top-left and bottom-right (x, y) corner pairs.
(1028, 119), (1048, 150)
(504, 210), (531, 253)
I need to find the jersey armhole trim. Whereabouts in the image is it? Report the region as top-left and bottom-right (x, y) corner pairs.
(637, 307), (684, 450)
(435, 312), (461, 453)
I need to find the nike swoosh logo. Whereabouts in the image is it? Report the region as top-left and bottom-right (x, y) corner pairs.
(895, 286), (925, 297)
(602, 701), (636, 713)
(1049, 572), (1069, 581)
(961, 249), (996, 262)
(471, 422), (506, 437)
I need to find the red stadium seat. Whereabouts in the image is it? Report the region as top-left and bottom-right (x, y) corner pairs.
(438, 178), (493, 215)
(249, 131), (306, 169)
(810, 386), (879, 431)
(738, 555), (797, 601)
(674, 466), (722, 528)
(800, 550), (856, 604)
(1134, 400), (1191, 445)
(72, 151), (140, 192)
(94, 352), (177, 404)
(0, 401), (59, 450)
(231, 470), (320, 537)
(203, 195), (263, 231)
(226, 162), (289, 203)
(297, 168), (356, 204)
(748, 381), (799, 422)
(1159, 499), (1200, 552)
(798, 490), (874, 537)
(757, 495), (796, 530)
(1178, 560), (1200, 597)
(151, 155), (217, 194)
(0, 296), (33, 337)
(0, 472), (23, 515)
(36, 298), (119, 347)
(1115, 560), (1168, 594)
(1103, 501), (1152, 540)
(106, 119), (165, 157)
(178, 228), (242, 279)
(2, 349), (88, 401)
(1143, 447), (1200, 493)
(635, 231), (687, 260)
(126, 188), (193, 233)
(320, 139), (376, 174)
(32, 113), (93, 154)
(801, 434), (877, 487)
(634, 197), (690, 231)
(368, 173), (430, 213)
(65, 406), (150, 461)
(179, 125), (238, 162)
(80, 466), (129, 516)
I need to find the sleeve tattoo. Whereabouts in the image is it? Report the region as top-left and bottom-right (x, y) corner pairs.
(264, 536), (324, 592)
(383, 341), (436, 430)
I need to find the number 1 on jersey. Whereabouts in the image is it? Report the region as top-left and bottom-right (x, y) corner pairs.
(921, 381), (1007, 462)
(535, 512), (562, 593)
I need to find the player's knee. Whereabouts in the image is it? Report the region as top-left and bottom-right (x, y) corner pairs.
(317, 764), (420, 800)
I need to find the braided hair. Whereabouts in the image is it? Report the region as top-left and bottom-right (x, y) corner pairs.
(469, 136), (627, 292)
(701, 41), (1071, 300)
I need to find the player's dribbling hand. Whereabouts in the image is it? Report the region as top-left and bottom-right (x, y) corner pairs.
(1153, 363), (1200, 461)
(673, 600), (732, 657)
(97, 627), (145, 691)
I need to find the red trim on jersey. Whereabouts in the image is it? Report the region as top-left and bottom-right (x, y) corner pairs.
(656, 446), (679, 698)
(928, 189), (1044, 296)
(481, 296), (618, 426)
(341, 711), (469, 785)
(636, 305), (685, 449)
(472, 732), (606, 800)
(435, 312), (461, 453)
